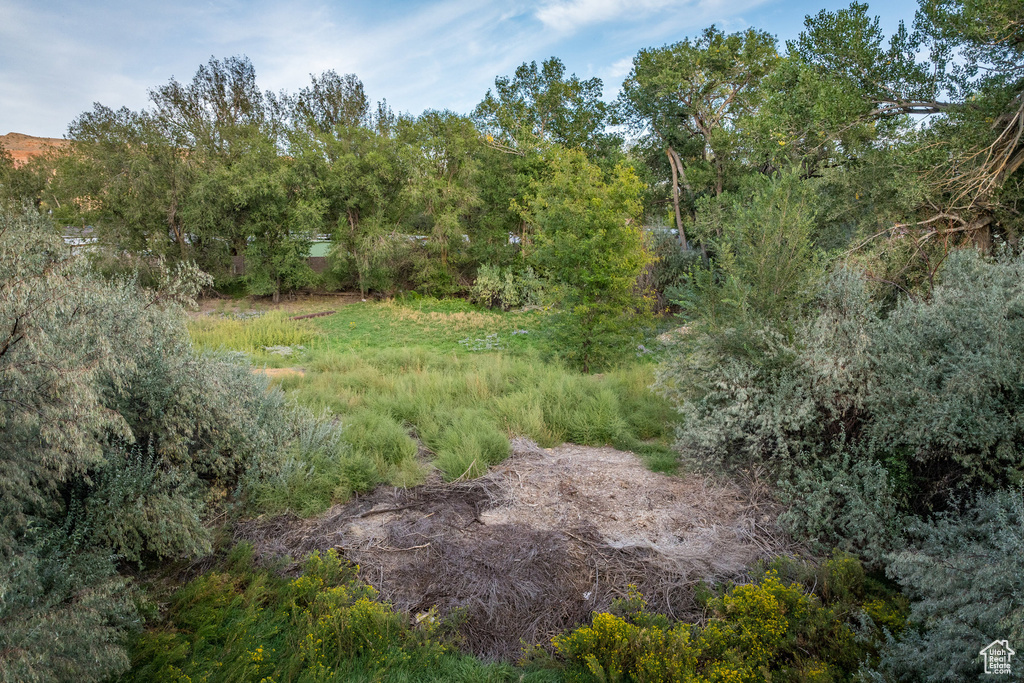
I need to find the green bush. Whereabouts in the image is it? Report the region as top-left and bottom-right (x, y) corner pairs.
(520, 147), (652, 372)
(0, 205), (343, 679)
(659, 252), (1024, 560)
(74, 442), (209, 565)
(684, 171), (828, 354)
(777, 444), (902, 565)
(646, 230), (703, 311)
(122, 544), (537, 682)
(552, 555), (908, 682)
(471, 263), (544, 310)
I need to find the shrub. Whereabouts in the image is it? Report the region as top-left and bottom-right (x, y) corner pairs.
(520, 147), (652, 372)
(658, 252), (1024, 560)
(471, 263), (544, 310)
(646, 229), (703, 311)
(340, 452), (382, 493)
(122, 545), (522, 682)
(777, 444), (903, 565)
(864, 251), (1024, 502)
(73, 441), (210, 565)
(553, 557), (908, 683)
(870, 488), (1024, 681)
(0, 205), (342, 679)
(684, 171), (828, 350)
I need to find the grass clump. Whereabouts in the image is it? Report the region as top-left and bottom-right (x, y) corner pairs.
(434, 408), (512, 481)
(343, 411), (418, 469)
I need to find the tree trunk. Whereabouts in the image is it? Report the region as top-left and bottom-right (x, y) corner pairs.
(665, 147), (688, 250)
(273, 275), (281, 304)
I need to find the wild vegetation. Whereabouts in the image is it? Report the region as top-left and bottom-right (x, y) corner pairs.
(191, 298), (678, 515)
(1, 0), (1023, 680)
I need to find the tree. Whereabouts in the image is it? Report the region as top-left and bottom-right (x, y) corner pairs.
(401, 110), (483, 295)
(289, 88), (409, 297)
(230, 142), (313, 303)
(292, 70), (369, 133)
(59, 104), (195, 257)
(914, 0), (1024, 235)
(783, 2), (1024, 247)
(619, 27), (779, 248)
(475, 57), (618, 159)
(690, 171), (826, 341)
(0, 145), (50, 209)
(518, 147), (650, 372)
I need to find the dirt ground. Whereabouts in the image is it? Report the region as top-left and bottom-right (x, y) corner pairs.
(236, 439), (794, 660)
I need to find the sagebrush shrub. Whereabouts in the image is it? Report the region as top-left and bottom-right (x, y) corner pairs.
(659, 252), (1024, 559)
(0, 205), (343, 680)
(870, 488), (1024, 681)
(470, 263), (543, 310)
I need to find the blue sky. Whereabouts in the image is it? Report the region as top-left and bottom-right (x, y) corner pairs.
(1, 0), (919, 139)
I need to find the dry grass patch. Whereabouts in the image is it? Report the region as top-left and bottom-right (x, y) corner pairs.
(254, 367), (306, 379)
(377, 300), (507, 333)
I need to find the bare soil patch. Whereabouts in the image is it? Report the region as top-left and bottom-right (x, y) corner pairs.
(236, 440), (793, 660)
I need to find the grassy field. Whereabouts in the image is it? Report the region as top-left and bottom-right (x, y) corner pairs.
(189, 296), (681, 517)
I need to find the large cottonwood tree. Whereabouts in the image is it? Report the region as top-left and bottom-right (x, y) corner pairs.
(618, 27), (778, 248)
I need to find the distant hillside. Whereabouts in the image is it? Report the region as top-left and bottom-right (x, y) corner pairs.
(0, 132), (69, 167)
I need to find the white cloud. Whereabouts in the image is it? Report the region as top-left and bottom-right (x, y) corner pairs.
(603, 56), (634, 82)
(0, 0), (805, 137)
(535, 0), (679, 33)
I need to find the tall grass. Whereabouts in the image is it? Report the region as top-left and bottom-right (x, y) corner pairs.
(188, 311), (323, 355)
(270, 348), (680, 502)
(188, 298), (681, 515)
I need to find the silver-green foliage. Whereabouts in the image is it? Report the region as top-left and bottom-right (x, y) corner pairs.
(866, 251), (1024, 488)
(0, 205), (336, 681)
(469, 263), (543, 310)
(659, 250), (1024, 561)
(870, 488), (1024, 681)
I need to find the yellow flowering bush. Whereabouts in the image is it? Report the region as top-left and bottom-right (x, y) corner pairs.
(553, 558), (908, 683)
(553, 590), (698, 683)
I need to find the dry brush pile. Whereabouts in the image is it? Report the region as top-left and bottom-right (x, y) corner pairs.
(237, 439), (796, 659)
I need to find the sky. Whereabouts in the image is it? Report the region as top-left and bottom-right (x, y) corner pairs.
(1, 0), (920, 139)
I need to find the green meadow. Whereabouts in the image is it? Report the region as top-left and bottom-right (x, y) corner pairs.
(189, 297), (680, 517)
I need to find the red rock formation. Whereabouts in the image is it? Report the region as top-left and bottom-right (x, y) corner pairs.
(0, 132), (69, 167)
